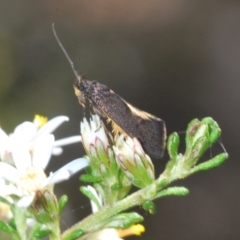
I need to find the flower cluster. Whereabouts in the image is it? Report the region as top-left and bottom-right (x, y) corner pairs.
(0, 115), (88, 221)
(80, 114), (155, 207)
(0, 112), (227, 240)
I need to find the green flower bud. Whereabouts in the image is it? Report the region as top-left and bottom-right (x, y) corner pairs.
(113, 135), (155, 188)
(201, 117), (221, 144)
(30, 190), (59, 224)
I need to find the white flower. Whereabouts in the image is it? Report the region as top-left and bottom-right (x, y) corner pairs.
(0, 115), (81, 167)
(0, 157), (88, 207)
(80, 115), (110, 154)
(0, 115), (87, 207)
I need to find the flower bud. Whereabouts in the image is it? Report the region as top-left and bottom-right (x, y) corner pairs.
(113, 135), (155, 188)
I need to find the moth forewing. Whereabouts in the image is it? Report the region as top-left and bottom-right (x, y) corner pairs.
(80, 81), (166, 159)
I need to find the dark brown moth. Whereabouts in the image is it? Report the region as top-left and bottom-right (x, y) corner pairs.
(52, 24), (166, 159)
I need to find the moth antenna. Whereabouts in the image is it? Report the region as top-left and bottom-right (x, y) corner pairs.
(52, 23), (82, 82)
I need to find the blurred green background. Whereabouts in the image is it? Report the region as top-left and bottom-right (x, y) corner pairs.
(0, 1), (239, 239)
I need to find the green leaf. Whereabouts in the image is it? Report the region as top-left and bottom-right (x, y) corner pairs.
(0, 220), (16, 233)
(62, 229), (84, 240)
(28, 222), (50, 239)
(0, 196), (11, 205)
(111, 183), (122, 191)
(80, 174), (102, 183)
(154, 186), (189, 199)
(142, 200), (157, 214)
(80, 186), (101, 210)
(33, 228), (51, 238)
(58, 195), (68, 215)
(167, 132), (180, 160)
(190, 153), (228, 174)
(104, 212), (144, 228)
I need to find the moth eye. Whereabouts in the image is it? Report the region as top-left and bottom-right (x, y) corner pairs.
(78, 83), (85, 92)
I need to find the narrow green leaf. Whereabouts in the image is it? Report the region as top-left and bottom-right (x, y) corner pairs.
(80, 186), (101, 210)
(62, 229), (84, 240)
(105, 212), (144, 229)
(0, 196), (11, 205)
(167, 132), (180, 160)
(58, 195), (68, 215)
(33, 228), (51, 238)
(111, 183), (122, 191)
(190, 153), (228, 174)
(0, 220), (16, 233)
(155, 187), (189, 199)
(80, 174), (102, 183)
(142, 200), (157, 214)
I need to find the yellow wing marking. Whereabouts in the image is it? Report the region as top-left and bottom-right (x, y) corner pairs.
(124, 101), (154, 120)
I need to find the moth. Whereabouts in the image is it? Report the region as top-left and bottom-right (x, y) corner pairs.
(52, 24), (166, 159)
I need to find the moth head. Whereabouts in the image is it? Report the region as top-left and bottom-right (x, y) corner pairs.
(74, 77), (86, 107)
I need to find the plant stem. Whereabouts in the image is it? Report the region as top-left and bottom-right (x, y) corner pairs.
(62, 176), (168, 239)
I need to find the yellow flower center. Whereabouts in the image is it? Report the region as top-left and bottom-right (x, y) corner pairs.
(17, 166), (47, 194)
(0, 202), (11, 221)
(33, 114), (48, 128)
(117, 224), (145, 237)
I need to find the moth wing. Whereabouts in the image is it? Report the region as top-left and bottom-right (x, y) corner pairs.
(91, 83), (166, 158)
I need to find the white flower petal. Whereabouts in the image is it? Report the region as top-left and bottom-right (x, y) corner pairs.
(44, 169), (71, 186)
(43, 158), (89, 186)
(17, 194), (35, 207)
(32, 134), (54, 169)
(87, 185), (102, 213)
(52, 147), (63, 155)
(0, 162), (18, 182)
(3, 185), (22, 196)
(84, 229), (122, 240)
(11, 122), (38, 142)
(11, 143), (31, 170)
(26, 218), (37, 228)
(0, 179), (20, 197)
(0, 179), (21, 196)
(81, 115), (109, 152)
(35, 116), (69, 139)
(56, 158), (89, 176)
(54, 136), (82, 147)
